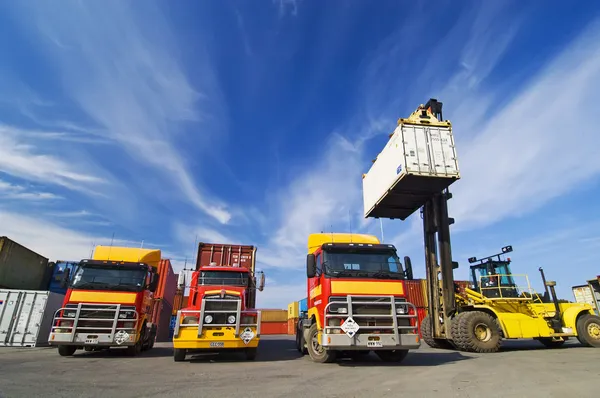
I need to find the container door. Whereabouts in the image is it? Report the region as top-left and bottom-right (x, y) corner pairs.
(11, 291), (49, 347)
(427, 126), (459, 176)
(0, 290), (20, 345)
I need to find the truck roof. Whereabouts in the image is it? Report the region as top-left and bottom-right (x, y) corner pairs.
(92, 246), (161, 269)
(307, 233), (381, 254)
(199, 266), (251, 272)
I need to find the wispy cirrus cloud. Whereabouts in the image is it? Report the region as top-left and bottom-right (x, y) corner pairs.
(272, 0), (300, 17)
(0, 179), (61, 201)
(7, 0), (232, 224)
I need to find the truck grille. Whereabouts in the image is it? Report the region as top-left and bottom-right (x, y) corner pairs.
(202, 297), (240, 325)
(54, 303), (138, 334)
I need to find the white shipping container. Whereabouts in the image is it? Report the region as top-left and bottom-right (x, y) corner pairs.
(363, 122), (460, 220)
(0, 289), (65, 347)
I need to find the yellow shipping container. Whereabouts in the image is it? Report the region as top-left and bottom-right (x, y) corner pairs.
(260, 309), (288, 323)
(288, 301), (299, 319)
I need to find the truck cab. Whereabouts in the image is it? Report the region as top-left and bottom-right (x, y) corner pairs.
(48, 247), (161, 357)
(172, 243), (265, 362)
(299, 233), (420, 363)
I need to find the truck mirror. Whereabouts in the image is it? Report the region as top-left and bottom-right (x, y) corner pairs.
(60, 268), (71, 289)
(149, 273), (159, 292)
(307, 254), (316, 278)
(452, 261), (459, 269)
(403, 256), (413, 280)
(258, 272), (265, 292)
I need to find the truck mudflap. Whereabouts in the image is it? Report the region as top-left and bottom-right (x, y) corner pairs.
(48, 303), (139, 347)
(321, 295), (421, 350)
(172, 298), (262, 350)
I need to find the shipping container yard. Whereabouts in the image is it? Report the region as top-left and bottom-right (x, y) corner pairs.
(2, 95), (600, 398)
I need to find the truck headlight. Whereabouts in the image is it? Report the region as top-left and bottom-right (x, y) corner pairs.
(227, 315), (236, 324)
(337, 307), (348, 314)
(204, 315), (213, 324)
(182, 316), (199, 325)
(119, 311), (135, 319)
(64, 311), (76, 318)
(396, 305), (407, 314)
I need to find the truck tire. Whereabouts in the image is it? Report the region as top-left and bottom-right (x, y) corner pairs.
(296, 326), (308, 355)
(306, 323), (337, 363)
(58, 345), (77, 357)
(126, 326), (145, 356)
(452, 311), (501, 353)
(375, 349), (409, 363)
(421, 314), (455, 350)
(576, 314), (600, 348)
(245, 348), (257, 360)
(174, 348), (187, 362)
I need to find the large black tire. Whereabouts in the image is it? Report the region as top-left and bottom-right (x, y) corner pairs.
(306, 323), (337, 363)
(421, 314), (455, 350)
(245, 348), (257, 360)
(375, 349), (409, 363)
(535, 337), (567, 348)
(452, 311), (501, 353)
(296, 325), (308, 355)
(142, 325), (156, 351)
(126, 326), (145, 356)
(173, 348), (187, 362)
(58, 345), (77, 357)
(576, 314), (600, 347)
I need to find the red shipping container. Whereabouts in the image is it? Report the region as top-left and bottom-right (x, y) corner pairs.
(287, 318), (298, 335)
(404, 280), (427, 308)
(152, 299), (174, 342)
(172, 292), (184, 315)
(416, 307), (428, 337)
(260, 321), (288, 335)
(155, 259), (177, 308)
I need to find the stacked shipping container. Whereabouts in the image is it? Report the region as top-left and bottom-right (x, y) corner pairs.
(259, 309), (288, 334)
(153, 259), (177, 342)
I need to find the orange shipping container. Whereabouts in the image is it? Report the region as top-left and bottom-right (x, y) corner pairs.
(260, 321), (288, 335)
(172, 292), (184, 315)
(416, 307), (428, 337)
(404, 280), (427, 308)
(259, 309), (287, 323)
(287, 318), (298, 335)
(155, 259), (177, 308)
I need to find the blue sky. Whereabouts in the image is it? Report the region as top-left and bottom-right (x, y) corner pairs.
(1, 0), (600, 308)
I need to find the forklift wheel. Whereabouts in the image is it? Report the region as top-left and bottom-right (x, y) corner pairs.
(576, 314), (600, 348)
(421, 314), (456, 350)
(452, 311), (501, 353)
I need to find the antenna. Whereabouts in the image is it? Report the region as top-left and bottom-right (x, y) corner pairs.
(379, 218), (385, 243)
(137, 239), (144, 261)
(183, 256), (188, 271)
(89, 241), (95, 258)
(348, 209), (353, 243)
(330, 225), (334, 243)
(107, 232), (115, 261)
(192, 234), (198, 267)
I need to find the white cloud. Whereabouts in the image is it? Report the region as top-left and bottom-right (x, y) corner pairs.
(256, 279), (305, 308)
(8, 1), (232, 224)
(272, 0), (300, 17)
(0, 125), (106, 192)
(0, 179), (61, 201)
(449, 19), (600, 229)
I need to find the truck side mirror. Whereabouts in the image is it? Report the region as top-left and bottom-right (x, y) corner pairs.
(307, 254), (316, 278)
(60, 268), (71, 289)
(403, 256), (413, 280)
(258, 272), (265, 292)
(149, 273), (159, 292)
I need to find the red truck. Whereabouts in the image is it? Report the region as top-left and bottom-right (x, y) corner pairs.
(48, 246), (175, 356)
(172, 242), (265, 361)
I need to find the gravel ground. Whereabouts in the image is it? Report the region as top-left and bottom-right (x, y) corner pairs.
(0, 336), (598, 398)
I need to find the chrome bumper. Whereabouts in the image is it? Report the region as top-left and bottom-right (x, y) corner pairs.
(48, 332), (137, 346)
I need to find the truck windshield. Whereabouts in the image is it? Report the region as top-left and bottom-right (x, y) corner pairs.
(70, 265), (147, 292)
(200, 271), (249, 287)
(323, 250), (405, 279)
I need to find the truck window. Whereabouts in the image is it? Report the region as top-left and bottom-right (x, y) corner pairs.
(316, 253), (322, 275)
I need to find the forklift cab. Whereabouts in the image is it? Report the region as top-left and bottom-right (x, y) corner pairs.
(468, 246), (520, 299)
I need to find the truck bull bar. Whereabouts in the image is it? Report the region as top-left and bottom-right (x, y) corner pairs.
(322, 295), (419, 349)
(173, 297), (262, 338)
(49, 303), (139, 345)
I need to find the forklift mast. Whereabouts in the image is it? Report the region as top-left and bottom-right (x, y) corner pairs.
(422, 190), (458, 339)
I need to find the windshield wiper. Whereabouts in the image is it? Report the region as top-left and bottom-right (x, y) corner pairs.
(370, 270), (402, 279)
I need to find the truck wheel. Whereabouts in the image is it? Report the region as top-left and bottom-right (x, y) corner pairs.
(535, 337), (566, 348)
(173, 348), (187, 362)
(375, 349), (409, 362)
(576, 314), (600, 347)
(245, 348), (257, 360)
(453, 311), (501, 353)
(58, 346), (77, 357)
(296, 328), (307, 355)
(306, 323), (337, 363)
(126, 327), (144, 356)
(421, 314), (455, 350)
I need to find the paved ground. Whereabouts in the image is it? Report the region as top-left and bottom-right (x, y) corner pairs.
(0, 335), (598, 398)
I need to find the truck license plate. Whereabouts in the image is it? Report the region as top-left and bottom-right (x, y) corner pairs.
(367, 341), (382, 348)
(85, 337), (99, 344)
(209, 342), (224, 348)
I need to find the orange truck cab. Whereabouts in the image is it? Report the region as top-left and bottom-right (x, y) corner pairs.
(48, 246), (162, 357)
(298, 233), (421, 363)
(172, 243), (265, 362)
